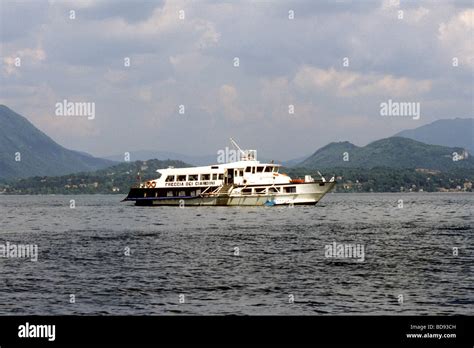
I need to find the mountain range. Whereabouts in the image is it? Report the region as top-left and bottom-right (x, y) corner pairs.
(0, 105), (114, 180)
(104, 150), (219, 166)
(0, 105), (472, 181)
(394, 118), (473, 153)
(105, 119), (473, 167)
(103, 150), (281, 166)
(298, 137), (473, 171)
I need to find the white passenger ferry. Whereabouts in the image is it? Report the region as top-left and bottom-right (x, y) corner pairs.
(123, 139), (336, 206)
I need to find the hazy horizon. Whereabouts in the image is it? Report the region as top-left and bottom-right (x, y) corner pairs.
(1, 0), (473, 159)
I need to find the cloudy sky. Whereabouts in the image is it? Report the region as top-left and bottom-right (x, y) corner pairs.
(1, 0), (472, 160)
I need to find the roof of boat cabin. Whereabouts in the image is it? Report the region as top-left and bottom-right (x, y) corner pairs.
(156, 161), (282, 173)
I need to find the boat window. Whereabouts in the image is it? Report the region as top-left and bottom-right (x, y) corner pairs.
(255, 187), (266, 194)
(242, 188), (252, 195)
(234, 169), (239, 177)
(239, 170), (244, 176)
(252, 167), (256, 174)
(268, 187), (280, 193)
(179, 190), (186, 196)
(257, 166), (264, 173)
(177, 175), (186, 182)
(284, 186), (296, 193)
(167, 191), (173, 197)
(188, 174), (198, 181)
(201, 174), (211, 180)
(212, 173), (218, 180)
(211, 166), (219, 169)
(265, 166), (272, 172)
(245, 167), (251, 173)
(165, 175), (175, 182)
(218, 174), (224, 180)
(190, 190), (196, 197)
(273, 167), (278, 173)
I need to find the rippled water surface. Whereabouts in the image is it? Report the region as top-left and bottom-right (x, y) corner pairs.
(0, 193), (472, 315)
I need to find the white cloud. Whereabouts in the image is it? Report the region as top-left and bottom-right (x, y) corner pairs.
(2, 47), (46, 75)
(294, 66), (432, 97)
(48, 0), (97, 9)
(438, 9), (474, 68)
(219, 84), (245, 122)
(409, 7), (430, 23)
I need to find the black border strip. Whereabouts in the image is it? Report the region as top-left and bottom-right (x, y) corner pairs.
(0, 315), (472, 346)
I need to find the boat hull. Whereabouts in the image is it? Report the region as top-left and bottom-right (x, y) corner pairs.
(124, 182), (336, 206)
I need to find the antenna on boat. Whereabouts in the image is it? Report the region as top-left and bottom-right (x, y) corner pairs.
(317, 170), (326, 182)
(230, 138), (246, 157)
(230, 137), (257, 161)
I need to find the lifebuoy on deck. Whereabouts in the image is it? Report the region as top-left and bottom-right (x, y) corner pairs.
(146, 181), (156, 188)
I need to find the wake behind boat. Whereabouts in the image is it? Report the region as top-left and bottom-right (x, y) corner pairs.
(123, 139), (336, 206)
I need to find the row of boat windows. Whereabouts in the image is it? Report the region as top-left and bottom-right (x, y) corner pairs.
(246, 166), (277, 173)
(144, 189), (206, 198)
(241, 186), (296, 194)
(165, 166), (278, 182)
(142, 186), (297, 198)
(166, 174), (224, 182)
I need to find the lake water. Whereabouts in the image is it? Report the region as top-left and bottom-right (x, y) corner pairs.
(0, 193), (472, 315)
